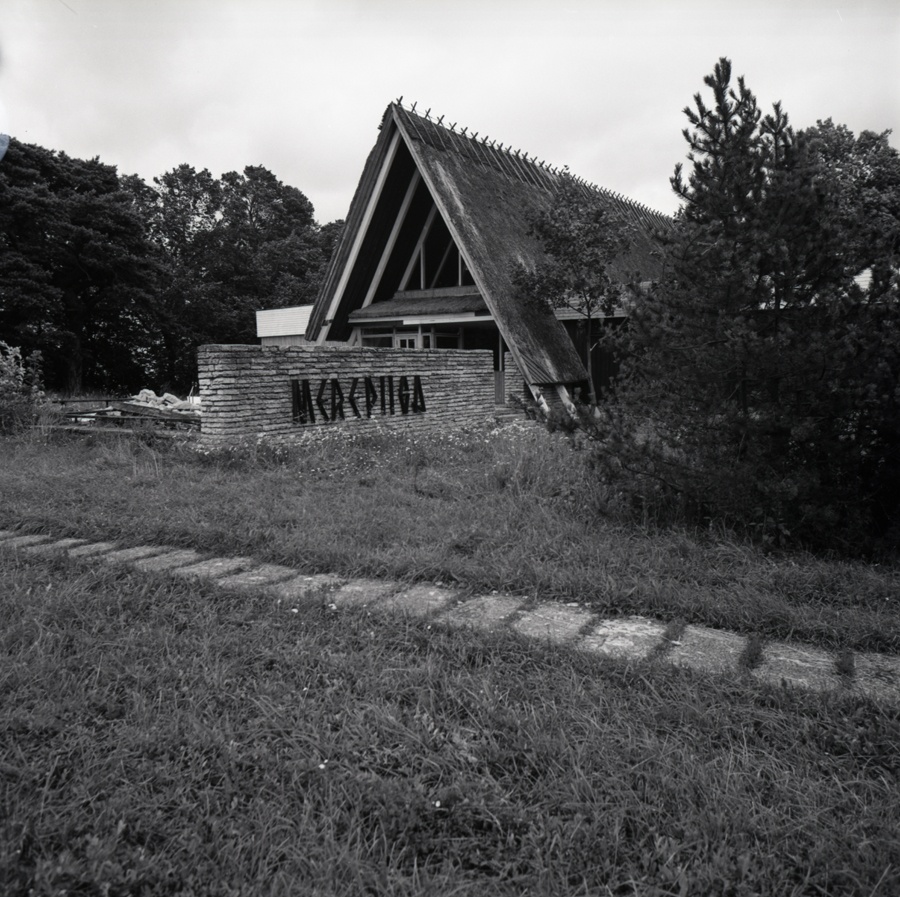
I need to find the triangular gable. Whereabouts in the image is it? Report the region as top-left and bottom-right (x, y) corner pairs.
(307, 103), (670, 385)
(393, 108), (588, 385)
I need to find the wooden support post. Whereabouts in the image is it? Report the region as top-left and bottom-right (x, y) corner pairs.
(400, 205), (438, 291)
(318, 131), (401, 342)
(360, 170), (420, 310)
(428, 236), (455, 289)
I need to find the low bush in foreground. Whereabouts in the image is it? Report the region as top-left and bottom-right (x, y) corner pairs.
(1, 555), (899, 896)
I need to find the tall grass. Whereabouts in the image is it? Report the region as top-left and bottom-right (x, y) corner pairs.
(1, 422), (898, 654)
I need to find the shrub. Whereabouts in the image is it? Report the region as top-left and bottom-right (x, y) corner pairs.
(0, 341), (45, 433)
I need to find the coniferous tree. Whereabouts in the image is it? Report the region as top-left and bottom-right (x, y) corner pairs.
(602, 58), (900, 553)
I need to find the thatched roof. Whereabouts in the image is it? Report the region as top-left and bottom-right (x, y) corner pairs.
(307, 102), (672, 385)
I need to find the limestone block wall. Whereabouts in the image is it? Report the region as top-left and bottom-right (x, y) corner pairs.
(501, 352), (578, 416)
(198, 344), (495, 441)
(503, 352), (530, 408)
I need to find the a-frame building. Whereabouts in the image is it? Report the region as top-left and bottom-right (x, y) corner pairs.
(303, 102), (670, 409)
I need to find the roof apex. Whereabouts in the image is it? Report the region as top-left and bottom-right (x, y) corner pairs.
(386, 100), (673, 233)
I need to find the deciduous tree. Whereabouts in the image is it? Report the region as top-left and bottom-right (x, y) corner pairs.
(125, 164), (339, 389)
(3, 141), (340, 394)
(516, 173), (637, 404)
(0, 140), (160, 393)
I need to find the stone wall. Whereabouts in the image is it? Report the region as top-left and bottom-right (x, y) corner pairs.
(503, 352), (530, 408)
(501, 352), (578, 416)
(198, 344), (495, 441)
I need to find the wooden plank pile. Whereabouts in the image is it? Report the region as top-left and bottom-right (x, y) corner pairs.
(57, 390), (201, 432)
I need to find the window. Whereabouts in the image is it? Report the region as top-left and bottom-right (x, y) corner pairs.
(358, 325), (463, 350)
(435, 330), (461, 349)
(360, 327), (393, 348)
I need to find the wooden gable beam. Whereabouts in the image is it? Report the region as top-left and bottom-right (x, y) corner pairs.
(398, 204), (439, 291)
(394, 119), (485, 302)
(358, 169), (421, 311)
(316, 130), (401, 343)
(429, 234), (456, 289)
(392, 113), (495, 332)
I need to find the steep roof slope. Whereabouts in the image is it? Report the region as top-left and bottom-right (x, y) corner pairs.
(308, 103), (672, 385)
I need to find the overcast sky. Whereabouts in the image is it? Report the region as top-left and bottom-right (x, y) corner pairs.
(1, 0), (898, 224)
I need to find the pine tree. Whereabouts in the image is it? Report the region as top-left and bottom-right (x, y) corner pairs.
(602, 58), (900, 553)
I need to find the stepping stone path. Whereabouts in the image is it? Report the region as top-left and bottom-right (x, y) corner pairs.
(2, 528), (899, 703)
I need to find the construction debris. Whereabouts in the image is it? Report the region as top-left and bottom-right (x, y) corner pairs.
(129, 389), (200, 413)
(57, 389), (201, 431)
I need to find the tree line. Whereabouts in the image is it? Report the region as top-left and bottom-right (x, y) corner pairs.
(525, 59), (900, 555)
(0, 142), (341, 394)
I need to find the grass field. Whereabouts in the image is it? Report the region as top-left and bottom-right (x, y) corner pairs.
(2, 423), (899, 895)
(2, 423), (899, 653)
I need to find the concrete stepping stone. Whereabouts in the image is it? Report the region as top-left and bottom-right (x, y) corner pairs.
(513, 604), (593, 643)
(9, 527), (900, 704)
(216, 564), (298, 592)
(667, 625), (747, 675)
(853, 651), (900, 703)
(172, 556), (254, 579)
(267, 573), (343, 602)
(580, 616), (667, 661)
(440, 594), (524, 629)
(1, 534), (53, 550)
(130, 548), (204, 573)
(753, 641), (843, 693)
(101, 545), (172, 565)
(17, 537), (87, 555)
(381, 584), (458, 617)
(329, 578), (402, 608)
(68, 541), (118, 558)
